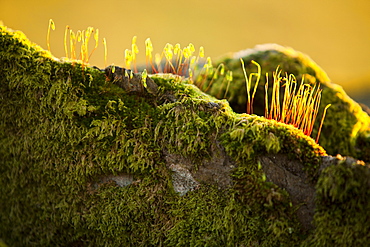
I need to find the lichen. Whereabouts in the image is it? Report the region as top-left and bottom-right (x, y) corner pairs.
(1, 25), (368, 246)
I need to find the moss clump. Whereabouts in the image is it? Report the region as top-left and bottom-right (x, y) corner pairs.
(1, 25), (368, 246)
(204, 44), (370, 161)
(303, 159), (370, 246)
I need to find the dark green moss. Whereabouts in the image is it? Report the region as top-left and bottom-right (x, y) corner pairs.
(303, 160), (370, 246)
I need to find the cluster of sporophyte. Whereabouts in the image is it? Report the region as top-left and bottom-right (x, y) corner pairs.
(47, 19), (107, 67)
(46, 19), (232, 89)
(47, 19), (329, 142)
(124, 36), (233, 89)
(240, 58), (331, 143)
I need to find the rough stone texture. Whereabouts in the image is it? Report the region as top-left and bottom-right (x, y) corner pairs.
(92, 173), (134, 190)
(259, 153), (367, 232)
(163, 142), (235, 192)
(168, 164), (200, 196)
(321, 154), (366, 168)
(259, 154), (316, 231)
(104, 65), (158, 96)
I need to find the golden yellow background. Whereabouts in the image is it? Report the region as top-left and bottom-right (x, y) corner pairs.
(1, 0), (370, 100)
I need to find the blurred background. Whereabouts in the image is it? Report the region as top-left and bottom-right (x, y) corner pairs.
(1, 0), (369, 105)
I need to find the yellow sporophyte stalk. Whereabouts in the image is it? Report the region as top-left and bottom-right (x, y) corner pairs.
(195, 57), (213, 89)
(269, 67), (282, 120)
(163, 43), (176, 73)
(174, 43), (181, 55)
(223, 70), (233, 98)
(198, 46), (205, 58)
(88, 28), (99, 62)
(240, 59), (261, 114)
(316, 104), (331, 143)
(145, 38), (156, 73)
(103, 38), (107, 68)
(205, 57), (213, 72)
(47, 19), (55, 53)
(250, 60), (261, 114)
(189, 43), (195, 53)
(145, 38), (153, 59)
(80, 30), (86, 63)
(188, 69), (193, 82)
(265, 73), (269, 118)
(125, 49), (133, 70)
(189, 56), (196, 71)
(77, 27), (97, 65)
(69, 30), (77, 61)
(280, 73), (297, 123)
(131, 36), (139, 72)
(205, 63), (225, 92)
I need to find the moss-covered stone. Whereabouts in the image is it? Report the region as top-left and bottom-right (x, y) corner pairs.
(304, 156), (370, 247)
(1, 26), (369, 246)
(205, 44), (370, 161)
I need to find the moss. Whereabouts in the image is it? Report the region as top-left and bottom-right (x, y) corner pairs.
(205, 44), (370, 161)
(355, 130), (370, 161)
(303, 159), (370, 246)
(0, 25), (367, 246)
(165, 184), (302, 246)
(220, 114), (325, 180)
(0, 240), (8, 247)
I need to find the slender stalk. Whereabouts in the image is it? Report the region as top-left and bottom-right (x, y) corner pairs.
(47, 19), (55, 53)
(103, 38), (107, 68)
(131, 36), (139, 73)
(205, 63), (225, 92)
(265, 74), (269, 118)
(240, 58), (252, 114)
(250, 60), (261, 114)
(88, 28), (99, 62)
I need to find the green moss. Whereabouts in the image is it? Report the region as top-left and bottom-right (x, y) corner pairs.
(0, 25), (367, 246)
(165, 184), (301, 246)
(205, 44), (370, 161)
(0, 240), (8, 247)
(220, 114), (325, 180)
(303, 160), (370, 246)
